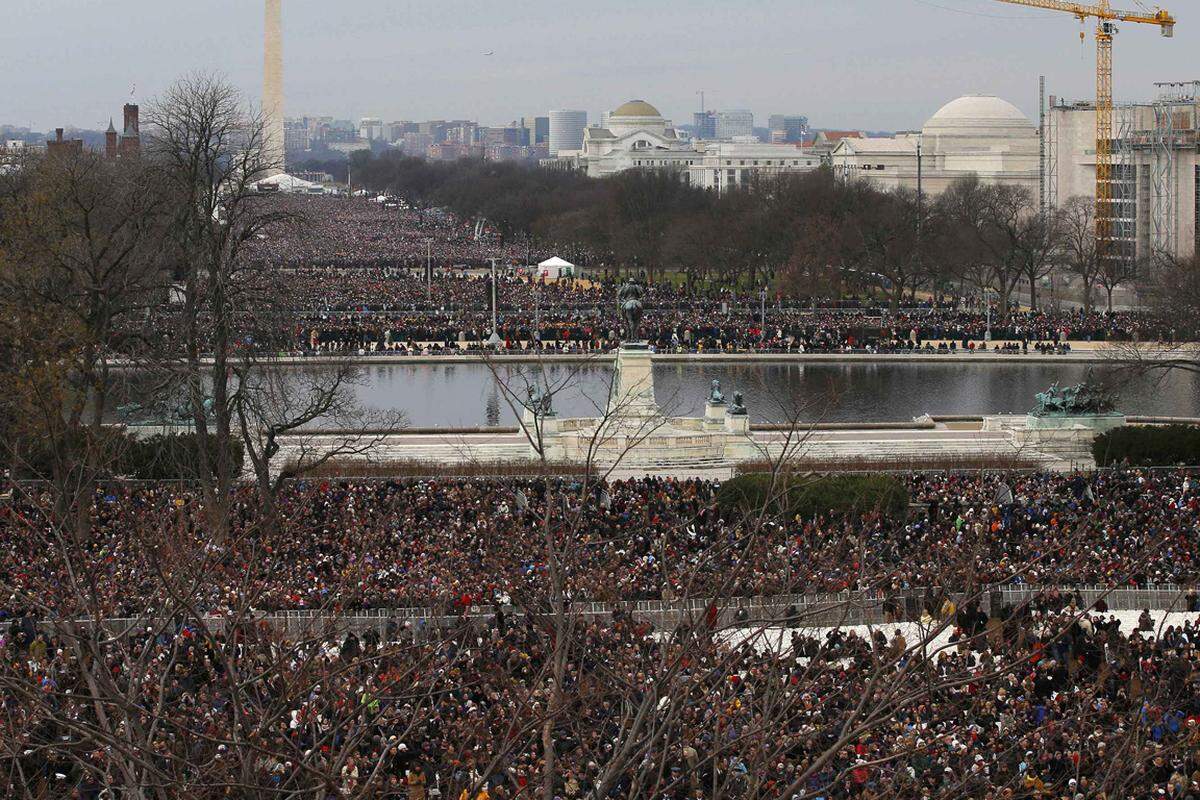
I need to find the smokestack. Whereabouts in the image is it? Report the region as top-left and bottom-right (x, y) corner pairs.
(263, 0), (285, 173)
(55, 128), (64, 142)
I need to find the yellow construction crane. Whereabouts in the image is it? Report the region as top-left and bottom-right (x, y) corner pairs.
(992, 0), (1174, 253)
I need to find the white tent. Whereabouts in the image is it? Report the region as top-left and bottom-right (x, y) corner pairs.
(253, 172), (326, 194)
(536, 256), (576, 279)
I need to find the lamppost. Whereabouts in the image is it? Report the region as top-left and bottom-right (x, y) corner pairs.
(916, 133), (926, 306)
(534, 280), (542, 346)
(760, 286), (767, 343)
(984, 288), (994, 342)
(487, 257), (502, 347)
(425, 238), (433, 305)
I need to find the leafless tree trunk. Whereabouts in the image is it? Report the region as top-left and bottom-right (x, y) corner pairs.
(143, 73), (289, 539)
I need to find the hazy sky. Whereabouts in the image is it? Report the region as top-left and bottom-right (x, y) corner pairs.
(7, 0), (1196, 132)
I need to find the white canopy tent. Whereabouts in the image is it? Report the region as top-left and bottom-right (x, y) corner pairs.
(253, 172), (326, 194)
(536, 256), (576, 279)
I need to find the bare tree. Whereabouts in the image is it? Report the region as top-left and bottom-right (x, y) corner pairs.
(1106, 250), (1200, 384)
(143, 73), (290, 538)
(231, 358), (404, 534)
(1096, 252), (1140, 314)
(840, 187), (929, 312)
(940, 176), (1052, 315)
(1059, 195), (1100, 313)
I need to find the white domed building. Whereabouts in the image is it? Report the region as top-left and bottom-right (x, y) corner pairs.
(830, 94), (1040, 195)
(561, 99), (691, 179)
(605, 100), (675, 138)
(548, 99), (821, 190)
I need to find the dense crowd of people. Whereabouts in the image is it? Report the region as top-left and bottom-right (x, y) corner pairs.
(227, 195), (1179, 356)
(9, 191), (1200, 797)
(4, 469), (1200, 797)
(3, 470), (1198, 618)
(281, 272), (1160, 356)
(5, 599), (1200, 798)
(251, 197), (543, 269)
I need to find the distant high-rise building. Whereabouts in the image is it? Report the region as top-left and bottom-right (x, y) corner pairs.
(715, 110), (754, 140)
(522, 116), (550, 145)
(284, 118), (310, 152)
(401, 132), (434, 155)
(692, 111), (717, 140)
(549, 110), (587, 155)
(388, 121), (417, 143)
(483, 124), (529, 148)
(359, 117), (384, 141)
(444, 121), (479, 145)
(768, 114), (809, 143)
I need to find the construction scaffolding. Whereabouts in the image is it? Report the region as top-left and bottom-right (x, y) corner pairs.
(1150, 81), (1199, 257)
(1059, 81), (1200, 263)
(1109, 102), (1139, 263)
(1044, 95), (1059, 212)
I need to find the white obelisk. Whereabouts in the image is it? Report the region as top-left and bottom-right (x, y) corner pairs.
(263, 0), (285, 173)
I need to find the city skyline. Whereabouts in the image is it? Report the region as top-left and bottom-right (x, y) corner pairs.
(6, 0), (1196, 133)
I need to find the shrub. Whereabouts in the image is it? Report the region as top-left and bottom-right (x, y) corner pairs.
(715, 473), (908, 518)
(1092, 425), (1200, 467)
(11, 427), (130, 481)
(119, 433), (244, 480)
(12, 429), (242, 481)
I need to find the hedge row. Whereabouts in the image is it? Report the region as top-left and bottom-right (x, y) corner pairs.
(119, 433), (244, 480)
(15, 430), (243, 481)
(715, 473), (908, 518)
(1093, 425), (1200, 467)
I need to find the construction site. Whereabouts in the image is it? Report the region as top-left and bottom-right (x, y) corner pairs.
(1046, 80), (1200, 263)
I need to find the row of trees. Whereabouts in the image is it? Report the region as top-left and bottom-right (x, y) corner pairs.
(790, 178), (1143, 314)
(322, 150), (1156, 312)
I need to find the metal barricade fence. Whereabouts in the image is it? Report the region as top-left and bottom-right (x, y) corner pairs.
(40, 585), (1200, 640)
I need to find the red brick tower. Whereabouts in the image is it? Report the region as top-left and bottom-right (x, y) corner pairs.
(119, 104), (140, 157)
(105, 119), (118, 159)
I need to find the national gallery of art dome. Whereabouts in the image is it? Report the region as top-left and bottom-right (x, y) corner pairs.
(829, 94), (1041, 196)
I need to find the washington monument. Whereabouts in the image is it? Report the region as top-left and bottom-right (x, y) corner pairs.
(263, 0), (285, 171)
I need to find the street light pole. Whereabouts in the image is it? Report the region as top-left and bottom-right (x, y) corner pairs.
(425, 238), (432, 304)
(917, 134), (926, 307)
(985, 290), (993, 342)
(760, 286), (767, 344)
(487, 257), (501, 347)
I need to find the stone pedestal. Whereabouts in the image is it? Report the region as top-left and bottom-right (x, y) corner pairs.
(1026, 412), (1127, 434)
(608, 344), (658, 417)
(703, 402), (726, 431)
(725, 412), (750, 435)
(982, 411), (1127, 465)
(521, 409), (560, 437)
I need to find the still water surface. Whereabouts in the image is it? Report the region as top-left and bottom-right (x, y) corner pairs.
(342, 361), (1200, 427)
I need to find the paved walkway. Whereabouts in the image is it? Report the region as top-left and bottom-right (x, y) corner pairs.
(280, 419), (1071, 480)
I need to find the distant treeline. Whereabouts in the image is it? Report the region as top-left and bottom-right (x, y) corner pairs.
(295, 151), (844, 291)
(295, 150), (1138, 313)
